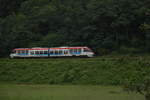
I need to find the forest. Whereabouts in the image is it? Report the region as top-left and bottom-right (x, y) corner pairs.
(0, 0), (150, 57)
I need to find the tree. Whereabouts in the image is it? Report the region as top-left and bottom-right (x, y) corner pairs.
(0, 0), (27, 17)
(0, 0), (150, 57)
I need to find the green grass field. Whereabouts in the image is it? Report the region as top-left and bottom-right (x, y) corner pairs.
(0, 57), (149, 100)
(0, 84), (144, 100)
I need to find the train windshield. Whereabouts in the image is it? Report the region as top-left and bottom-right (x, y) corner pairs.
(11, 50), (16, 54)
(84, 48), (92, 52)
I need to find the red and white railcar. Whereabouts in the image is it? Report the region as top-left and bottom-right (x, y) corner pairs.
(10, 46), (94, 58)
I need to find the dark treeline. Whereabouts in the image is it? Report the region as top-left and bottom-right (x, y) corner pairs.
(0, 0), (150, 57)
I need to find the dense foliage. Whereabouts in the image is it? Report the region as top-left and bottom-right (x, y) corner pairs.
(0, 57), (150, 85)
(0, 0), (150, 57)
(124, 77), (150, 100)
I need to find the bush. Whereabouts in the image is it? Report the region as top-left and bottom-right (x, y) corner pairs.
(118, 46), (141, 54)
(0, 57), (150, 85)
(124, 77), (150, 100)
(123, 60), (150, 100)
(95, 48), (110, 55)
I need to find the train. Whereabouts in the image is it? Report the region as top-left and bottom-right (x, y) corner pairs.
(10, 46), (94, 58)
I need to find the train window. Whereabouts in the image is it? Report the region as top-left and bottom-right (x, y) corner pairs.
(26, 50), (29, 54)
(22, 50), (25, 54)
(12, 50), (16, 53)
(84, 48), (92, 52)
(19, 50), (21, 54)
(69, 49), (73, 53)
(78, 49), (81, 52)
(44, 51), (48, 54)
(73, 49), (75, 53)
(55, 51), (59, 54)
(18, 50), (21, 54)
(64, 51), (68, 54)
(35, 51), (39, 54)
(49, 50), (53, 54)
(59, 50), (63, 54)
(39, 51), (43, 54)
(74, 49), (78, 53)
(18, 50), (20, 54)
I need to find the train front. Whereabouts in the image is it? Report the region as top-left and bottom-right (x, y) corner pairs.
(83, 47), (94, 57)
(10, 49), (17, 58)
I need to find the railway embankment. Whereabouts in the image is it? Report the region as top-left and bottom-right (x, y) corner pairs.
(0, 57), (149, 85)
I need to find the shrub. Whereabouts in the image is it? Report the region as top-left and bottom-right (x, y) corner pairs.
(0, 58), (150, 85)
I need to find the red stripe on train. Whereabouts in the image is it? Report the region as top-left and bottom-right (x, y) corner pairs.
(14, 47), (87, 51)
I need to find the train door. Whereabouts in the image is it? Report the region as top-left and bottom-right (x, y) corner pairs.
(64, 49), (69, 56)
(49, 49), (54, 57)
(43, 50), (48, 57)
(29, 50), (35, 56)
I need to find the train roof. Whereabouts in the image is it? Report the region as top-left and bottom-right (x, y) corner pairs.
(14, 46), (89, 50)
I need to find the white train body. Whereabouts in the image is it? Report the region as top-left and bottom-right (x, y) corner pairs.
(10, 47), (94, 58)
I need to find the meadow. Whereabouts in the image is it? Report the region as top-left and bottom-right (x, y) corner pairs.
(0, 84), (144, 100)
(0, 56), (149, 100)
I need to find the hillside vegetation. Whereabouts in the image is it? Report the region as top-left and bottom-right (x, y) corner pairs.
(0, 57), (150, 85)
(0, 0), (150, 57)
